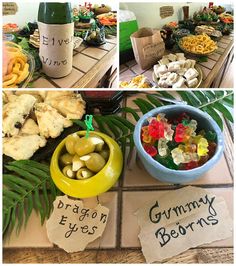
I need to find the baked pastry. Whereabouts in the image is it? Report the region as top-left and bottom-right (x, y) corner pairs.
(3, 134), (46, 160)
(35, 103), (72, 139)
(3, 94), (36, 136)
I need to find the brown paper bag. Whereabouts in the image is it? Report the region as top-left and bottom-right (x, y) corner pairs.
(130, 28), (165, 70)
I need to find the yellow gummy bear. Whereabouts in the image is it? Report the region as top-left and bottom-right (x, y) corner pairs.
(197, 137), (209, 156)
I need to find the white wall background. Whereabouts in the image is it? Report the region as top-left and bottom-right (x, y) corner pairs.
(120, 2), (234, 29)
(3, 1), (118, 27)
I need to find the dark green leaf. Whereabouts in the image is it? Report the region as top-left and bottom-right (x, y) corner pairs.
(135, 98), (154, 111)
(178, 91), (200, 107)
(203, 106), (223, 130)
(204, 91), (216, 101)
(93, 115), (111, 136)
(192, 91), (208, 104)
(71, 119), (87, 129)
(5, 165), (41, 184)
(3, 174), (34, 190)
(110, 115), (135, 131)
(120, 107), (140, 122)
(16, 202), (24, 235)
(42, 181), (50, 218)
(155, 91), (175, 99)
(214, 90), (225, 97)
(24, 194), (33, 227)
(133, 99), (150, 114)
(146, 94), (163, 107)
(33, 188), (45, 225)
(213, 102), (233, 123)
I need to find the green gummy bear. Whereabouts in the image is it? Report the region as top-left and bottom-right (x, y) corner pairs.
(205, 131), (217, 141)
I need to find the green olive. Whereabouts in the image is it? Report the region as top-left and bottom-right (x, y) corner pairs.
(99, 149), (110, 161)
(62, 165), (75, 178)
(94, 136), (105, 152)
(83, 152), (106, 173)
(65, 133), (80, 155)
(76, 168), (94, 179)
(72, 154), (85, 171)
(74, 137), (96, 156)
(60, 153), (73, 165)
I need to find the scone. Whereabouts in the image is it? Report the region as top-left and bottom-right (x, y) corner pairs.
(3, 134), (46, 160)
(3, 94), (37, 136)
(35, 103), (72, 138)
(45, 93), (86, 120)
(20, 118), (40, 135)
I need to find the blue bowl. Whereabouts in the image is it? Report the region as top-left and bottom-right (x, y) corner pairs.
(133, 104), (224, 184)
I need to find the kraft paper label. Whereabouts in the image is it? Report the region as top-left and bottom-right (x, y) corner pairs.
(46, 195), (109, 253)
(143, 43), (165, 59)
(3, 2), (18, 15)
(38, 22), (74, 78)
(135, 186), (233, 263)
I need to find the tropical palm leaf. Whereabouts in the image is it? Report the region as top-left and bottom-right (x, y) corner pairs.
(3, 160), (59, 237)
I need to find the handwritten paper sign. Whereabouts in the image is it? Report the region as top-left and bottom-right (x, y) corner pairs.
(46, 195), (109, 252)
(143, 43), (165, 59)
(160, 6), (174, 19)
(135, 186), (233, 263)
(3, 2), (18, 16)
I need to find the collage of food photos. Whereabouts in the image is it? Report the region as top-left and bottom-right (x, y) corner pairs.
(2, 1), (234, 264)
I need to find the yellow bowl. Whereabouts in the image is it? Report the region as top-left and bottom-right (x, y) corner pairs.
(50, 131), (123, 198)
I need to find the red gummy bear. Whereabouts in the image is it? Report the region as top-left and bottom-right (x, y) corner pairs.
(171, 113), (190, 124)
(174, 123), (187, 143)
(143, 144), (157, 157)
(148, 120), (164, 140)
(184, 161), (198, 170)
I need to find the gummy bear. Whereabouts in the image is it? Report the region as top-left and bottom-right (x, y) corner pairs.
(171, 147), (185, 165)
(143, 144), (157, 157)
(208, 141), (217, 158)
(155, 155), (178, 170)
(205, 131), (217, 142)
(184, 161), (199, 170)
(198, 155), (209, 166)
(185, 143), (197, 153)
(197, 138), (209, 156)
(148, 120), (165, 140)
(192, 134), (204, 144)
(164, 122), (174, 141)
(188, 120), (198, 133)
(158, 138), (169, 157)
(172, 112), (190, 125)
(141, 126), (154, 144)
(183, 152), (199, 163)
(156, 113), (167, 122)
(174, 124), (188, 143)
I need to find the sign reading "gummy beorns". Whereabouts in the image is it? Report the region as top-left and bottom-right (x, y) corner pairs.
(135, 186), (232, 263)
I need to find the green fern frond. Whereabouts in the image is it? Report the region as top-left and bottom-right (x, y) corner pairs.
(3, 160), (59, 237)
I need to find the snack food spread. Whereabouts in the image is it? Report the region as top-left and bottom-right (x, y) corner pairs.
(179, 33), (217, 54)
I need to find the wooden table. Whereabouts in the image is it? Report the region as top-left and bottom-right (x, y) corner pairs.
(120, 34), (234, 88)
(3, 92), (233, 263)
(31, 36), (117, 88)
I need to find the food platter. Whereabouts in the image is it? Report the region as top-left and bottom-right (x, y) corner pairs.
(152, 64), (203, 89)
(3, 42), (35, 88)
(178, 35), (217, 57)
(20, 50), (35, 88)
